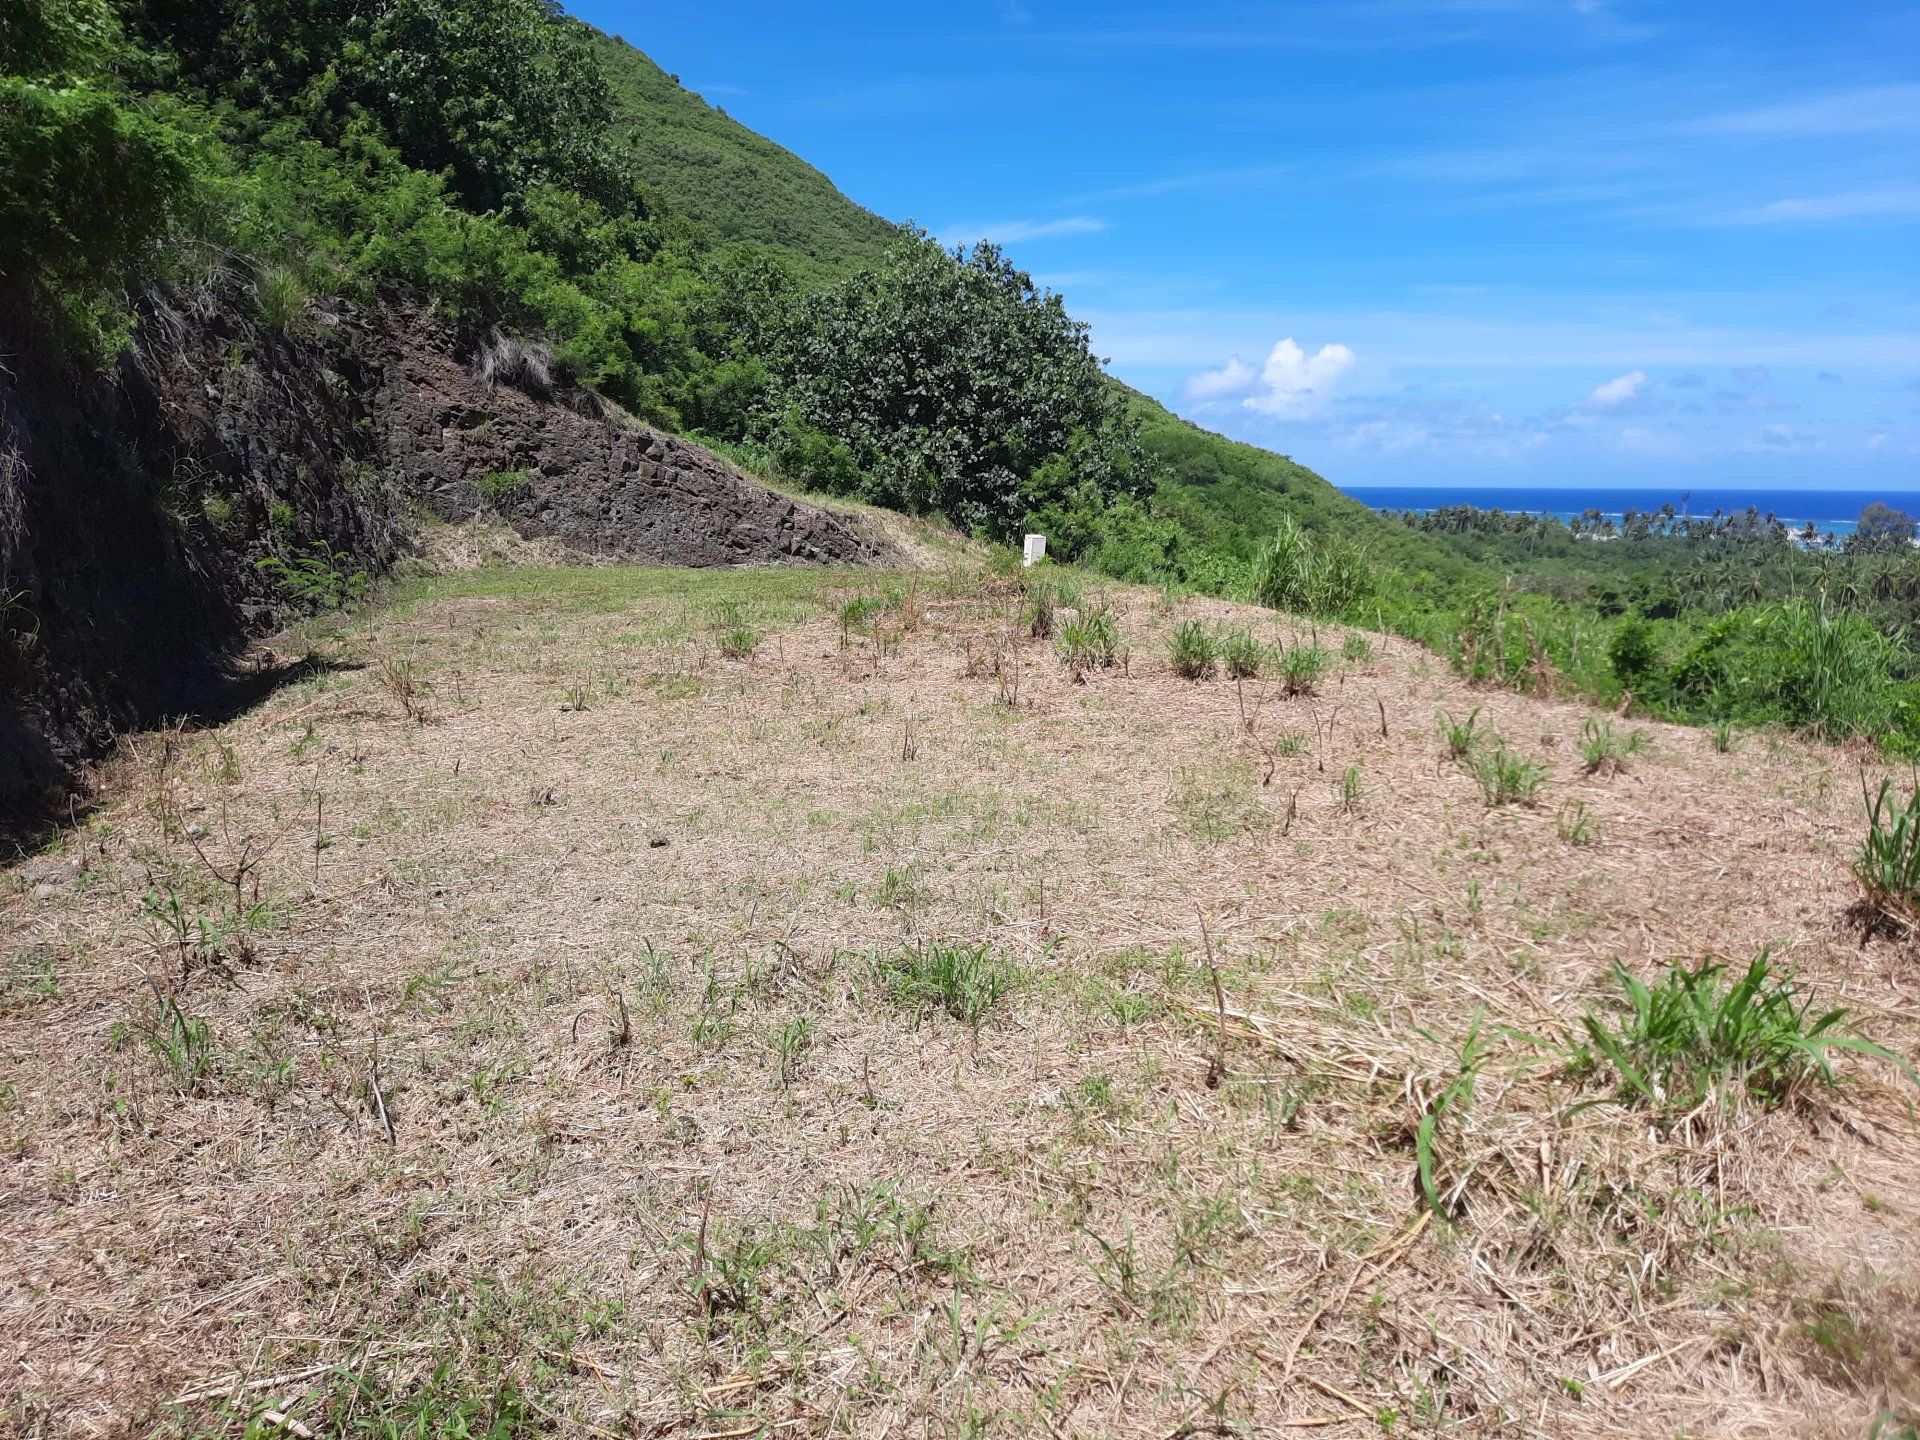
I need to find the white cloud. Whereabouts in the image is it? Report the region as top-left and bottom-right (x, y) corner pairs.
(1247, 339), (1357, 416)
(1188, 338), (1358, 417)
(1616, 425), (1685, 455)
(936, 216), (1108, 246)
(1185, 357), (1258, 401)
(1084, 300), (1920, 374)
(1585, 369), (1647, 407)
(1754, 423), (1819, 451)
(1061, 165), (1296, 207)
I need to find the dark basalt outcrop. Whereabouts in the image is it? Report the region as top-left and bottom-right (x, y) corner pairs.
(0, 293), (880, 834)
(361, 307), (874, 566)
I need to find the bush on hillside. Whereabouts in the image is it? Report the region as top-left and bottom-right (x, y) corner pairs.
(754, 232), (1149, 540)
(1, 0), (203, 356)
(1250, 514), (1372, 617)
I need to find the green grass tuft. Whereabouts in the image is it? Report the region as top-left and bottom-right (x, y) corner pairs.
(1279, 642), (1331, 697)
(1220, 626), (1267, 679)
(1571, 951), (1912, 1111)
(1855, 779), (1920, 929)
(1056, 602), (1120, 675)
(1579, 718), (1645, 775)
(1474, 744), (1546, 807)
(1166, 618), (1218, 679)
(873, 941), (1018, 1034)
(1438, 707), (1484, 762)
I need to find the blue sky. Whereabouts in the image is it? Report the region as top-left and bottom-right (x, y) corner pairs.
(574, 1), (1920, 491)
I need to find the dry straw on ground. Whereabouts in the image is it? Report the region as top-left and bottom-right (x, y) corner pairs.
(3, 556), (1918, 1438)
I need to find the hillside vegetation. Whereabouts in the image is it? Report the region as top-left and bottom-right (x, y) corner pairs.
(582, 26), (900, 278)
(15, 0), (1917, 760)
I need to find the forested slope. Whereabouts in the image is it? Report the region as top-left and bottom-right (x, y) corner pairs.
(581, 26), (901, 278)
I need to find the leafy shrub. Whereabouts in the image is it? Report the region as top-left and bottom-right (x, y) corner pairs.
(1571, 953), (1909, 1111)
(1606, 618), (1661, 692)
(256, 547), (370, 611)
(0, 60), (201, 356)
(361, 0), (641, 214)
(769, 407), (862, 494)
(476, 468), (532, 508)
(755, 233), (1148, 539)
(1167, 619), (1217, 679)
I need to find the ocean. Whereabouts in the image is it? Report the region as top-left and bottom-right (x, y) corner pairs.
(1338, 486), (1920, 538)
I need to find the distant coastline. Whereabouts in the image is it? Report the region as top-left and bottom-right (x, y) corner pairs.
(1340, 486), (1920, 538)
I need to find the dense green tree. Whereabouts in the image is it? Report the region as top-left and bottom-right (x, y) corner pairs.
(1, 0), (203, 355)
(124, 0), (639, 214)
(1847, 501), (1918, 555)
(754, 232), (1148, 539)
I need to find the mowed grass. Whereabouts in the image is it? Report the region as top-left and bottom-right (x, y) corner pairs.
(387, 558), (876, 618)
(4, 553), (1918, 1440)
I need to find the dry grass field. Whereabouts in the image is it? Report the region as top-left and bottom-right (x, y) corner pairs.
(5, 553), (1919, 1439)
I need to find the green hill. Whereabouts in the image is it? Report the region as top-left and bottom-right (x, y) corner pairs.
(582, 25), (900, 279)
(576, 27), (1431, 566)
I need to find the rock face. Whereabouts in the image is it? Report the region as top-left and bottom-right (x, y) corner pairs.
(360, 308), (875, 566)
(0, 293), (880, 832)
(0, 294), (411, 832)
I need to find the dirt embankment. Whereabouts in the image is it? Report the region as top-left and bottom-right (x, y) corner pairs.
(0, 294), (880, 831)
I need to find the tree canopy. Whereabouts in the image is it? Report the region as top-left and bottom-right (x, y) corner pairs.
(756, 234), (1148, 537)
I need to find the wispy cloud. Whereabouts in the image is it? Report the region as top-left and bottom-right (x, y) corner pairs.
(1039, 0), (1654, 54)
(1083, 301), (1920, 374)
(1059, 166), (1295, 207)
(1729, 186), (1920, 224)
(1685, 84), (1920, 138)
(936, 216), (1108, 246)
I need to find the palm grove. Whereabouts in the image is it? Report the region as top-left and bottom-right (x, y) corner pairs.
(5, 0), (1919, 749)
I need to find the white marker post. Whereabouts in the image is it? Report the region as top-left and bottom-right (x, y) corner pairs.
(1022, 533), (1047, 568)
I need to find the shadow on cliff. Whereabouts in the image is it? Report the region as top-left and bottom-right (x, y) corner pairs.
(1, 653), (362, 855)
